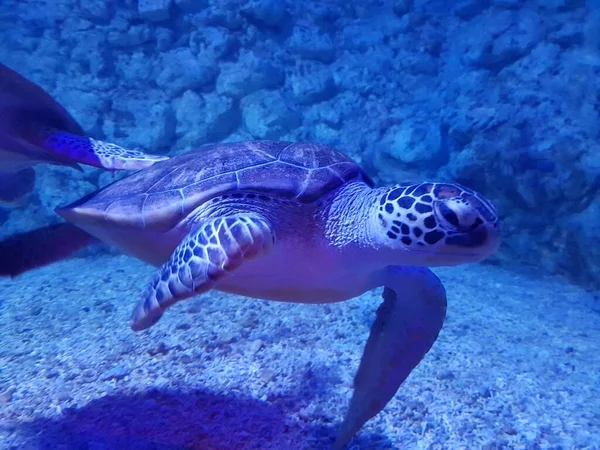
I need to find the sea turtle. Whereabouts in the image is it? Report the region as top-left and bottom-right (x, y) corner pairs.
(0, 62), (168, 203)
(0, 140), (500, 447)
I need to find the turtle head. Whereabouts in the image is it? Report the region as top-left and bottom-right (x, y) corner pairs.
(372, 182), (500, 266)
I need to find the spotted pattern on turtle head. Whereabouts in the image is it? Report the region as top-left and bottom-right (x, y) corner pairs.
(378, 182), (499, 249)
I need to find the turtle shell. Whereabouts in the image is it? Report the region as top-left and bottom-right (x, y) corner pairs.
(58, 140), (373, 231)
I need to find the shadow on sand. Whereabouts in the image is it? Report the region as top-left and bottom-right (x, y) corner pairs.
(14, 388), (395, 449)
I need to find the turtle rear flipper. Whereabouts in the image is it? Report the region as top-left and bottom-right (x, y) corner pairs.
(0, 222), (97, 277)
(43, 131), (170, 171)
(0, 167), (36, 204)
(334, 266), (447, 449)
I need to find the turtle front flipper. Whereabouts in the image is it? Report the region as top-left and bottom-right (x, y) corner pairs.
(334, 266), (447, 449)
(130, 214), (275, 331)
(43, 130), (169, 171)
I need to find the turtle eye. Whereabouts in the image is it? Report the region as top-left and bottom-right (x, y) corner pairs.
(435, 201), (460, 229)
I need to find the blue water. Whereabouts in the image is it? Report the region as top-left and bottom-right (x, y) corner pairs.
(1, 1), (599, 449)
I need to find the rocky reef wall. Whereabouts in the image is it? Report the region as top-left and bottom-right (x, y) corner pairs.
(1, 0), (599, 286)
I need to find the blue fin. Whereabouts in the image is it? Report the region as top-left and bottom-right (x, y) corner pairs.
(0, 168), (35, 203)
(44, 131), (169, 170)
(0, 223), (97, 277)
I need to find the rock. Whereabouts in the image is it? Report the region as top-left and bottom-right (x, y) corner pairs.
(217, 332), (236, 345)
(563, 197), (600, 283)
(187, 2), (244, 29)
(148, 342), (170, 356)
(549, 21), (584, 47)
(36, 166), (97, 212)
(544, 0), (586, 11)
(55, 89), (105, 134)
(379, 121), (446, 167)
(331, 49), (394, 96)
(174, 0), (207, 12)
(174, 90), (240, 149)
(156, 48), (219, 95)
(81, 369), (98, 383)
(107, 21), (152, 47)
(115, 51), (156, 87)
(399, 52), (439, 76)
(189, 26), (236, 60)
(493, 0), (521, 8)
(79, 0), (114, 20)
(70, 33), (111, 77)
(302, 2), (344, 26)
(454, 0), (490, 19)
(153, 377), (170, 389)
(290, 61), (337, 105)
(444, 105), (510, 146)
(463, 9), (542, 70)
(138, 0), (172, 21)
(259, 368), (275, 382)
(241, 0), (288, 27)
(249, 339), (263, 354)
(104, 94), (175, 152)
(393, 0), (413, 17)
(487, 12), (542, 67)
(338, 21), (384, 52)
(436, 369), (455, 381)
(312, 122), (339, 144)
(241, 90), (301, 140)
(100, 364), (130, 381)
(155, 27), (174, 51)
(420, 20), (445, 56)
(0, 209), (9, 228)
(0, 387), (15, 404)
(287, 26), (336, 63)
(216, 50), (284, 98)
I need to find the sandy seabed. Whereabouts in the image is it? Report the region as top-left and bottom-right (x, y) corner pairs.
(0, 254), (598, 450)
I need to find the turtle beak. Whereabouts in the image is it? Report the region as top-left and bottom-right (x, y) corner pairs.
(479, 220), (501, 258)
(444, 220), (501, 263)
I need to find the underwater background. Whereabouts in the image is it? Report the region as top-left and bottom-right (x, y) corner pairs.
(0, 0), (599, 448)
